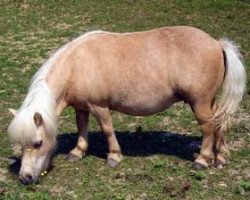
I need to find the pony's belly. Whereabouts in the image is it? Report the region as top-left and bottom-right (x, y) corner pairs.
(110, 95), (178, 116)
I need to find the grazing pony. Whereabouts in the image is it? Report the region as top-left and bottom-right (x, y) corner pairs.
(8, 26), (246, 185)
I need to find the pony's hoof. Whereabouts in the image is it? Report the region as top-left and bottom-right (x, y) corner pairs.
(192, 162), (207, 170)
(107, 157), (119, 168)
(213, 160), (227, 169)
(67, 154), (81, 162)
(213, 154), (227, 168)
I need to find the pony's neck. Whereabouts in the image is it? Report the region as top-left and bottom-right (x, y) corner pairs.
(36, 33), (91, 116)
(45, 54), (71, 116)
(24, 46), (70, 118)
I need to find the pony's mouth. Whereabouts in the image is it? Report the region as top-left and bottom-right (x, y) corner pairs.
(19, 170), (48, 185)
(19, 174), (39, 185)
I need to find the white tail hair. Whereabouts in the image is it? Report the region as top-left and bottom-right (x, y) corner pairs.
(214, 39), (246, 132)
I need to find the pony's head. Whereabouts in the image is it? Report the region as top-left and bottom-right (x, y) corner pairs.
(8, 108), (57, 185)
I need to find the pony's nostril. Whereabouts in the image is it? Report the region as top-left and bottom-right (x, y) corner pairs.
(25, 174), (33, 182)
(19, 174), (33, 185)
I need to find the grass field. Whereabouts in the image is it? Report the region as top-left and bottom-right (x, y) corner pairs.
(0, 0), (249, 199)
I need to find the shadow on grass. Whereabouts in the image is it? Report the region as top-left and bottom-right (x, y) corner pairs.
(9, 131), (202, 175)
(57, 131), (201, 160)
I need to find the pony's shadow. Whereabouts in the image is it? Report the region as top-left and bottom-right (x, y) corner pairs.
(9, 131), (202, 174)
(56, 131), (201, 160)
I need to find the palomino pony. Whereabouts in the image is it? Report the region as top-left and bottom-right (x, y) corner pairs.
(8, 26), (246, 185)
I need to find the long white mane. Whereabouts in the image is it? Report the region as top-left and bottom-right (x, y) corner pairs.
(7, 50), (61, 145)
(7, 31), (107, 145)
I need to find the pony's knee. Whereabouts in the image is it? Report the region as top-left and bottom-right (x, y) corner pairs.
(101, 124), (114, 136)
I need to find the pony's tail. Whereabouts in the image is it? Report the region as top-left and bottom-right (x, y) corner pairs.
(214, 39), (246, 132)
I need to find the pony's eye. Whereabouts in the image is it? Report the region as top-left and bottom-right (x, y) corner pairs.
(33, 140), (42, 149)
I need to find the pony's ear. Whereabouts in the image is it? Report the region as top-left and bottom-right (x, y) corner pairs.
(9, 108), (18, 117)
(33, 112), (43, 127)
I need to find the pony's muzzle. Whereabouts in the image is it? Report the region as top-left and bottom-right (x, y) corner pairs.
(19, 174), (33, 185)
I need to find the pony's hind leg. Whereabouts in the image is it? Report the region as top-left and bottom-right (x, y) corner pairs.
(212, 102), (230, 167)
(68, 110), (89, 162)
(191, 102), (215, 169)
(91, 106), (122, 167)
(214, 129), (230, 167)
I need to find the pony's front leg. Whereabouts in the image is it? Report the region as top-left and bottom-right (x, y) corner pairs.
(67, 110), (89, 162)
(91, 106), (122, 167)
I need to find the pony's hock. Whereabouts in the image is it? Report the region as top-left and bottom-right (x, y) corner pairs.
(7, 26), (246, 184)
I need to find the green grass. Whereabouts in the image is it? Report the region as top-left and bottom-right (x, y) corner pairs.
(0, 0), (249, 199)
